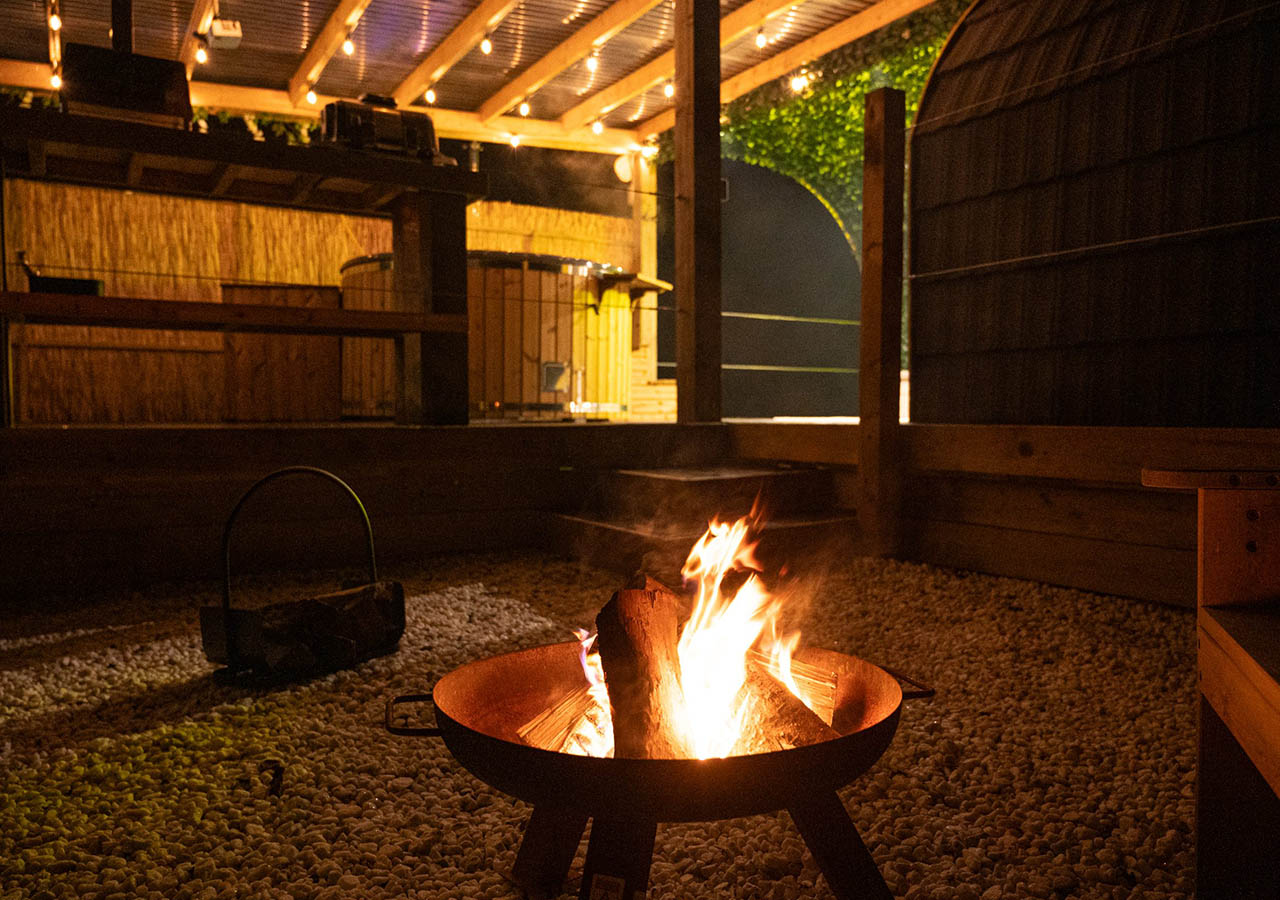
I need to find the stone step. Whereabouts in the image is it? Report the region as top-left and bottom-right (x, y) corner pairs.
(586, 464), (837, 529)
(545, 511), (860, 585)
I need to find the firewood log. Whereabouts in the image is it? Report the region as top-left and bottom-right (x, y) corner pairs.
(734, 658), (840, 755)
(594, 588), (689, 759)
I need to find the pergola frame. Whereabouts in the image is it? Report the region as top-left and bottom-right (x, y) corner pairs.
(0, 0), (936, 154)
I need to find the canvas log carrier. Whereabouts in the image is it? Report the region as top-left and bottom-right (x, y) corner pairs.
(200, 466), (405, 680)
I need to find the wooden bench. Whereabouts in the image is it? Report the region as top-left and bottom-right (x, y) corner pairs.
(1142, 469), (1280, 899)
(0, 290), (467, 427)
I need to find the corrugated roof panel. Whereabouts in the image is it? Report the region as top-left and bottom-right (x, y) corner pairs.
(132, 0), (191, 61)
(193, 0), (345, 91)
(426, 0), (619, 112)
(316, 0), (477, 99)
(0, 0), (55, 63)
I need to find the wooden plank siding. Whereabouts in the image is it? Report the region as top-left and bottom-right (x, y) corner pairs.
(728, 422), (1280, 607)
(0, 423), (732, 598)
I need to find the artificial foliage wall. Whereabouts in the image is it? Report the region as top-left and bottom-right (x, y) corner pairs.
(717, 0), (970, 255)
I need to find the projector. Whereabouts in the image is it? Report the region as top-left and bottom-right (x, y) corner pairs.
(207, 18), (242, 49)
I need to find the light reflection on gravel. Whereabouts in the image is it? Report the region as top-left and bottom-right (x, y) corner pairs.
(0, 552), (1195, 900)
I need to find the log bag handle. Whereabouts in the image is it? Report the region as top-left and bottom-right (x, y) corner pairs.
(221, 466), (379, 670)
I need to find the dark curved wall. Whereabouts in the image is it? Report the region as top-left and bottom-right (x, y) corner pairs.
(909, 0), (1280, 425)
(657, 159), (861, 418)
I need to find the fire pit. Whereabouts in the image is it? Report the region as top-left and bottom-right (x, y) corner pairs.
(387, 515), (932, 899)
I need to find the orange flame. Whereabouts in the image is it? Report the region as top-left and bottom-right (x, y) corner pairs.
(561, 511), (821, 759)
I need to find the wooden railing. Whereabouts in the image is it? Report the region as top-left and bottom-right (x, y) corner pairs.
(0, 290), (468, 427)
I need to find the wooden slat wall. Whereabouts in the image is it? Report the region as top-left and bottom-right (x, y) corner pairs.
(729, 422), (1280, 607)
(0, 423), (732, 597)
(908, 0), (1280, 426)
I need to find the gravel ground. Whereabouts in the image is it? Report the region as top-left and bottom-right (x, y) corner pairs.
(0, 551), (1196, 900)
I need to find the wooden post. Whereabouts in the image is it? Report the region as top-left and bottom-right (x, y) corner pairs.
(673, 0), (721, 423)
(0, 316), (12, 428)
(857, 87), (905, 557)
(390, 190), (469, 425)
(112, 0), (133, 54)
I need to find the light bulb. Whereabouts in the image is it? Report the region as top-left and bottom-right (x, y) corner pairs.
(509, 134), (521, 148)
(342, 38), (355, 56)
(585, 55), (598, 73)
(480, 36), (493, 54)
(663, 82), (674, 99)
(49, 12), (61, 31)
(591, 120), (604, 135)
(518, 101), (530, 116)
(50, 72), (61, 89)
(424, 88), (436, 104)
(789, 73), (808, 93)
(195, 46), (208, 64)
(755, 28), (766, 48)
(306, 88), (317, 104)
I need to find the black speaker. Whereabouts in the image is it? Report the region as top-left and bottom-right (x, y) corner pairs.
(60, 42), (192, 128)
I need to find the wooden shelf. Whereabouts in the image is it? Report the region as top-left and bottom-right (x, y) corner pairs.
(0, 106), (487, 215)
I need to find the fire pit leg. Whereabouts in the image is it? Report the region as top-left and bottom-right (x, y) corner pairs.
(789, 792), (893, 900)
(577, 818), (657, 900)
(511, 806), (589, 900)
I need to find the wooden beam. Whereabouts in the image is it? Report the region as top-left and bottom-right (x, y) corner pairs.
(180, 0), (219, 78)
(674, 0), (721, 423)
(183, 80), (637, 152)
(0, 290), (468, 338)
(560, 0), (799, 133)
(289, 172), (324, 204)
(0, 60), (637, 153)
(856, 87), (904, 556)
(637, 0), (940, 136)
(287, 0), (374, 106)
(125, 152), (145, 186)
(720, 0), (937, 107)
(209, 163), (237, 196)
(390, 0), (522, 108)
(476, 0), (664, 123)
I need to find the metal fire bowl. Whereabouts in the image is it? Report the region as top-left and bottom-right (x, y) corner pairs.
(424, 641), (902, 823)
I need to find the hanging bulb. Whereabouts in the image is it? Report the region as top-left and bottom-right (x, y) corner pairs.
(49, 12), (62, 31)
(480, 36), (493, 54)
(591, 120), (604, 135)
(755, 28), (766, 48)
(342, 38), (355, 56)
(518, 101), (530, 116)
(195, 45), (208, 64)
(789, 73), (809, 93)
(585, 54), (598, 73)
(424, 88), (436, 104)
(50, 72), (62, 89)
(306, 87), (318, 105)
(509, 134), (521, 148)
(663, 82), (674, 99)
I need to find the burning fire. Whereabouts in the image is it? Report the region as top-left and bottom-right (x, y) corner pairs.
(525, 512), (832, 760)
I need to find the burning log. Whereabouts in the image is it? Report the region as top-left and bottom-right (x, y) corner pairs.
(595, 588), (689, 759)
(735, 658), (840, 754)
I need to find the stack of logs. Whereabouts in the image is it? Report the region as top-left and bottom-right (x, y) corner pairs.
(593, 575), (839, 759)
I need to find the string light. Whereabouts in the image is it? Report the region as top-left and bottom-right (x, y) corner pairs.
(591, 120), (604, 134)
(518, 101), (530, 116)
(585, 54), (598, 73)
(306, 87), (318, 104)
(50, 72), (61, 89)
(480, 35), (493, 54)
(424, 88), (436, 104)
(195, 45), (208, 64)
(755, 28), (766, 48)
(663, 82), (674, 99)
(342, 38), (355, 56)
(49, 12), (61, 31)
(509, 134), (521, 148)
(789, 73), (809, 93)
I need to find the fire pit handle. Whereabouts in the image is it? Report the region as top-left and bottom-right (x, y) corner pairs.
(385, 692), (443, 737)
(879, 665), (935, 701)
